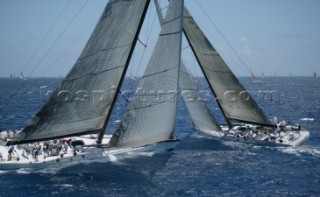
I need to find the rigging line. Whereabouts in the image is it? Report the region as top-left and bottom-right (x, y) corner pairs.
(194, 1), (251, 75)
(133, 10), (158, 78)
(1, 1), (72, 106)
(27, 0), (91, 77)
(21, 0), (72, 74)
(41, 20), (97, 77)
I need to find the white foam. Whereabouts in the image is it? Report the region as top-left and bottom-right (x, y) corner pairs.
(16, 168), (32, 174)
(277, 146), (320, 157)
(300, 118), (314, 121)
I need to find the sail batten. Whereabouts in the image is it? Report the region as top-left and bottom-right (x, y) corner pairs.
(183, 8), (274, 127)
(11, 0), (151, 144)
(109, 0), (184, 148)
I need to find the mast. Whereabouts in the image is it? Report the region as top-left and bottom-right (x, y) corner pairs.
(96, 0), (151, 144)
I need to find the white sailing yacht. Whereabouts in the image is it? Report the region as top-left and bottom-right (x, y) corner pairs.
(179, 6), (309, 147)
(0, 0), (183, 170)
(0, 0), (310, 170)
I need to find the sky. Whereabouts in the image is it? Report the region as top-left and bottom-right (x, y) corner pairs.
(0, 0), (319, 77)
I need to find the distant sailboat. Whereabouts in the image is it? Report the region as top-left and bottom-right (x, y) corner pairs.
(250, 70), (260, 83)
(19, 72), (27, 80)
(313, 71), (317, 78)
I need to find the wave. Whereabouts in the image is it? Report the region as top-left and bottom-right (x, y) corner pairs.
(276, 145), (320, 157)
(300, 118), (315, 121)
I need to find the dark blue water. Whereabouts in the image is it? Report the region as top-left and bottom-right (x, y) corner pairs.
(0, 77), (319, 196)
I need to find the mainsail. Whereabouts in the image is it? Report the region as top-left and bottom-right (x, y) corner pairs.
(10, 0), (150, 144)
(183, 8), (274, 127)
(109, 0), (184, 148)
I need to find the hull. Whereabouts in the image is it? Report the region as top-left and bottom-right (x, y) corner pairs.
(0, 136), (179, 170)
(220, 125), (310, 147)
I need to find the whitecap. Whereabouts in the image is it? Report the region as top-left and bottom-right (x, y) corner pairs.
(299, 118), (314, 121)
(277, 146), (320, 157)
(0, 170), (9, 174)
(16, 168), (32, 174)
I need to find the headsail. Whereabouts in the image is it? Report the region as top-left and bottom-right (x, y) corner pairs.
(183, 8), (274, 127)
(10, 0), (150, 145)
(154, 0), (221, 134)
(109, 0), (184, 148)
(180, 62), (222, 133)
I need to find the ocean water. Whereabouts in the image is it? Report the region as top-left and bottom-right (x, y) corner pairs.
(0, 77), (319, 196)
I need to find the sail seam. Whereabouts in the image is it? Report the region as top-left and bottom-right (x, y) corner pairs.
(78, 43), (132, 61)
(127, 100), (167, 112)
(159, 30), (181, 36)
(142, 65), (177, 78)
(203, 66), (232, 74)
(64, 65), (124, 82)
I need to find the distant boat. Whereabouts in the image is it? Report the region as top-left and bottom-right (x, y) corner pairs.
(250, 70), (260, 83)
(19, 72), (27, 80)
(313, 71), (317, 78)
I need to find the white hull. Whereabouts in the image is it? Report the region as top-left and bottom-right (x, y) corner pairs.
(220, 125), (310, 147)
(0, 136), (179, 170)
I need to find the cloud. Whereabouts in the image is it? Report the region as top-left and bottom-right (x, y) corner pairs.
(239, 36), (252, 56)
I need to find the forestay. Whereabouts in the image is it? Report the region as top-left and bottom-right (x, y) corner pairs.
(11, 0), (150, 144)
(183, 8), (274, 127)
(109, 0), (184, 148)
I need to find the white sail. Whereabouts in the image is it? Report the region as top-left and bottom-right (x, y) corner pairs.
(180, 62), (222, 133)
(154, 0), (221, 133)
(10, 0), (150, 144)
(183, 8), (274, 127)
(109, 0), (184, 148)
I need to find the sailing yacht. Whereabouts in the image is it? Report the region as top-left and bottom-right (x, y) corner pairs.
(180, 6), (309, 147)
(0, 0), (183, 170)
(0, 0), (309, 170)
